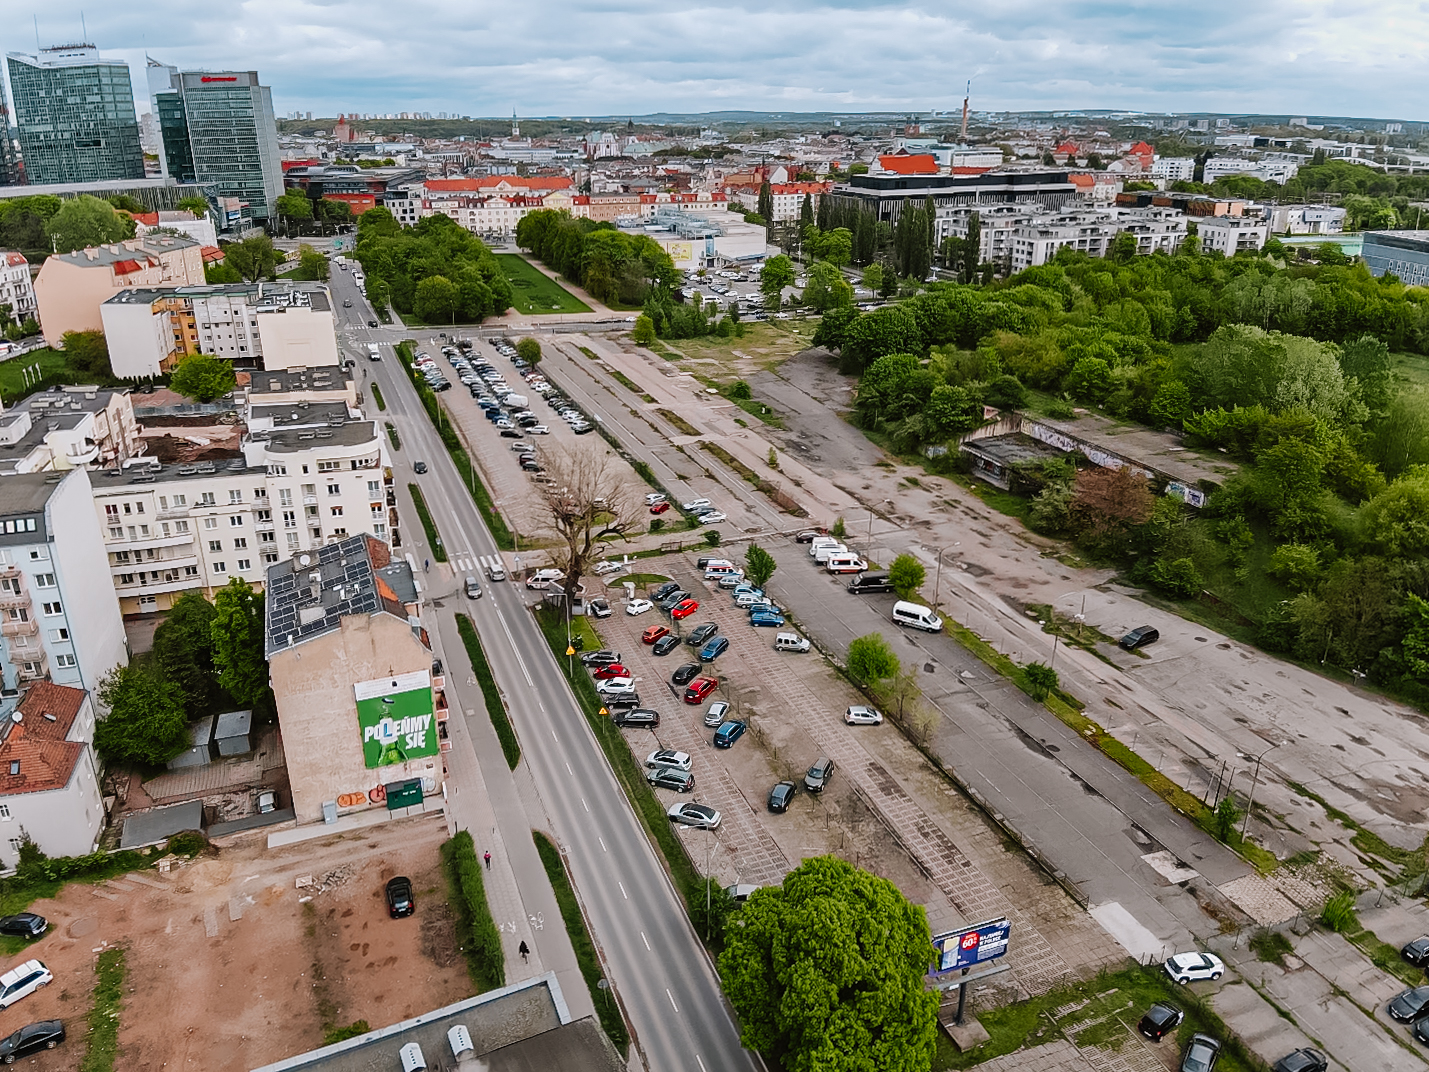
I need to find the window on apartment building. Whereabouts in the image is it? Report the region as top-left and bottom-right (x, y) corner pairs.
(256, 510), (271, 522)
(134, 502), (145, 514)
(301, 465), (310, 475)
(28, 550), (46, 561)
(174, 520), (190, 534)
(199, 492), (216, 506)
(105, 504), (120, 519)
(41, 601), (61, 616)
(367, 480), (381, 497)
(49, 628), (68, 642)
(54, 654), (76, 669)
(229, 490), (243, 504)
(119, 573), (135, 585)
(372, 524), (386, 538)
(301, 484), (316, 498)
(184, 566), (199, 578)
(0, 579), (18, 595)
(109, 527), (123, 539)
(237, 559), (251, 571)
(278, 489), (293, 506)
(282, 511), (296, 528)
(212, 562), (226, 574)
(286, 533), (300, 550)
(203, 517), (218, 531)
(330, 528), (347, 537)
(233, 538), (247, 550)
(254, 488), (267, 500)
(7, 838), (20, 855)
(112, 551), (130, 564)
(371, 504), (384, 519)
(327, 483), (340, 496)
(172, 494), (187, 507)
(7, 609), (26, 622)
(318, 461), (341, 473)
(229, 516), (243, 527)
(33, 574), (55, 588)
(208, 541), (222, 553)
(260, 532), (275, 544)
(329, 506), (343, 517)
(263, 552), (279, 565)
(121, 503), (132, 516)
(305, 506), (318, 519)
(270, 464), (288, 477)
(0, 805), (10, 821)
(158, 496), (167, 509)
(311, 527), (322, 540)
(139, 525), (150, 537)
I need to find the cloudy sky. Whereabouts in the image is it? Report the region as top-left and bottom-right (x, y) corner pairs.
(8, 0), (1426, 120)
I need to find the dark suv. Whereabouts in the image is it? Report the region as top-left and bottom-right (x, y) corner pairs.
(1119, 626), (1160, 650)
(646, 767), (695, 792)
(652, 582), (682, 602)
(385, 876), (415, 918)
(613, 708), (661, 728)
(804, 758), (834, 793)
(1179, 1034), (1220, 1072)
(1136, 1002), (1183, 1042)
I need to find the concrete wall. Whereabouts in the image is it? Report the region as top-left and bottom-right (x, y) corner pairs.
(269, 613), (439, 823)
(34, 259), (119, 345)
(256, 307), (339, 370)
(101, 299), (172, 378)
(50, 468), (129, 696)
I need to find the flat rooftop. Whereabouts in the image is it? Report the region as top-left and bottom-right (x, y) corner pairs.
(264, 534), (403, 657)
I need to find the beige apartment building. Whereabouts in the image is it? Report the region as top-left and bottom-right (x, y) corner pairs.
(33, 235), (204, 347)
(266, 535), (445, 824)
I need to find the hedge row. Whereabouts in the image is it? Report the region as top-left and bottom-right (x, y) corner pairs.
(456, 613), (521, 769)
(441, 830), (506, 992)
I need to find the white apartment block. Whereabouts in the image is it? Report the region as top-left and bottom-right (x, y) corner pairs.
(101, 282), (339, 378)
(1151, 157), (1195, 182)
(0, 385), (141, 476)
(1264, 204), (1347, 235)
(0, 469), (128, 695)
(1202, 157), (1299, 184)
(939, 203), (1186, 270)
(0, 252), (36, 325)
(1196, 215), (1271, 255)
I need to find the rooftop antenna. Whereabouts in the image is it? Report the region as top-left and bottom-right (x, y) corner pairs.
(81, 10), (87, 41)
(33, 16), (40, 53)
(960, 80), (970, 141)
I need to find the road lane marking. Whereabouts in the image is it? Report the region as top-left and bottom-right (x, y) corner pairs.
(566, 762), (573, 775)
(641, 931), (650, 951)
(582, 798), (589, 812)
(618, 882), (628, 900)
(599, 837), (607, 852)
(551, 730), (559, 743)
(696, 1057), (707, 1072)
(496, 611), (535, 686)
(666, 988), (679, 1013)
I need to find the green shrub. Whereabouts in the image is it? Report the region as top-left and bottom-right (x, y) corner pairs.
(323, 1020), (371, 1045)
(1320, 890), (1359, 934)
(456, 614), (520, 769)
(1149, 556), (1203, 598)
(166, 831), (208, 857)
(704, 530), (721, 547)
(442, 831), (506, 991)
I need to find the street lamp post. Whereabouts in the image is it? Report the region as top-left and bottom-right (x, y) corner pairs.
(932, 542), (960, 608)
(1240, 742), (1281, 841)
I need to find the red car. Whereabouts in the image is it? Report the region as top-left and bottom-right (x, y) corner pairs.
(649, 501), (671, 515)
(642, 625), (670, 645)
(684, 676), (718, 704)
(671, 598), (699, 621)
(593, 663), (631, 680)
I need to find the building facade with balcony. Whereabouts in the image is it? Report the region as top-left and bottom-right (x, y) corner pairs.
(0, 470), (127, 695)
(0, 253), (36, 326)
(0, 385), (141, 476)
(1195, 214), (1271, 255)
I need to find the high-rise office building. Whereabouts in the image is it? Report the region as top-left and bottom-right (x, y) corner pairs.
(0, 102), (19, 186)
(4, 45), (145, 186)
(148, 61), (282, 230)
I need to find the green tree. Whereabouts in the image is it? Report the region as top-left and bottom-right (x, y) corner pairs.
(757, 181), (773, 221)
(294, 244), (330, 281)
(632, 315), (656, 345)
(1211, 794), (1242, 842)
(847, 632), (900, 686)
(744, 544), (777, 588)
(47, 194), (134, 253)
(1401, 594), (1429, 684)
(212, 578), (269, 708)
(1148, 379), (1192, 427)
(515, 337), (542, 365)
(357, 206), (402, 239)
(720, 856), (938, 1072)
(225, 235), (280, 282)
(820, 227), (853, 269)
(801, 260), (852, 311)
(1267, 544), (1321, 591)
(760, 255), (796, 308)
(888, 553), (926, 599)
(1066, 357), (1114, 404)
(1361, 468), (1429, 556)
(1149, 556), (1204, 597)
(1337, 335), (1393, 416)
(799, 193), (814, 230)
(170, 355), (237, 403)
(94, 664), (190, 766)
(205, 262), (244, 284)
(861, 262), (884, 293)
(274, 191), (314, 235)
(152, 592), (220, 716)
(1023, 662), (1058, 701)
(175, 196), (211, 218)
(961, 212), (982, 283)
(60, 330), (112, 378)
(414, 275), (460, 323)
(830, 516), (846, 540)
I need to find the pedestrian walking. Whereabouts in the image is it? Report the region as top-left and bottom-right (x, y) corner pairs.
(518, 940), (529, 963)
(484, 850), (491, 869)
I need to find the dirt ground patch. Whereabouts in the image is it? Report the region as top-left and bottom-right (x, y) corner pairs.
(0, 813), (468, 1072)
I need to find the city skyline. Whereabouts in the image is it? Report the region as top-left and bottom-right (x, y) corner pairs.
(6, 0), (1426, 123)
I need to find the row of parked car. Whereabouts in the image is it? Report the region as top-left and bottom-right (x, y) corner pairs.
(644, 491), (726, 526)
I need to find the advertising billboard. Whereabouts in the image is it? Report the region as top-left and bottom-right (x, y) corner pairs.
(931, 918), (1011, 975)
(354, 670), (437, 769)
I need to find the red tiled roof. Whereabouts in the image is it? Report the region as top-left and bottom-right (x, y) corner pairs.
(111, 258), (148, 276)
(950, 166), (994, 175)
(200, 245), (226, 263)
(877, 154), (938, 175)
(3, 252), (26, 267)
(131, 211), (160, 227)
(1056, 142), (1079, 155)
(1130, 141), (1154, 156)
(0, 682), (86, 796)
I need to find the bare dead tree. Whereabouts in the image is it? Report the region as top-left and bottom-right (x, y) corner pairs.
(536, 444), (644, 603)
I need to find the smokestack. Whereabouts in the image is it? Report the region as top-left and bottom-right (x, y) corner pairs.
(960, 81), (970, 141)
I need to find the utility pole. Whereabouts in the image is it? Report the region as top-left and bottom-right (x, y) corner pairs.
(1240, 742), (1281, 841)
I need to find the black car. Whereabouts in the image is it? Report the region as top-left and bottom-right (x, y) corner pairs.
(646, 767), (695, 792)
(794, 529), (826, 543)
(1404, 936), (1429, 966)
(385, 876), (415, 919)
(1389, 985), (1429, 1022)
(671, 663), (702, 686)
(413, 461), (428, 474)
(1271, 1048), (1327, 1072)
(605, 693), (641, 710)
(0, 1020), (64, 1062)
(499, 427), (524, 438)
(579, 650), (622, 666)
(652, 581), (682, 601)
(613, 708), (661, 728)
(658, 590), (689, 612)
(768, 781), (797, 812)
(0, 914), (46, 939)
(651, 634), (681, 656)
(1119, 625), (1160, 650)
(367, 319), (379, 327)
(1136, 1002), (1183, 1042)
(686, 623), (719, 647)
(1179, 1034), (1221, 1072)
(804, 758), (835, 793)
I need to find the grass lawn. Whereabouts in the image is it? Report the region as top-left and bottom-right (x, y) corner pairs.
(496, 254), (592, 314)
(1394, 350), (1429, 388)
(0, 347), (84, 402)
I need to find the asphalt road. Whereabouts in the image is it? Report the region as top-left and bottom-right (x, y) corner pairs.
(331, 267), (759, 1072)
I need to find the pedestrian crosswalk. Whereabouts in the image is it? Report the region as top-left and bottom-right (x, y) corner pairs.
(452, 553), (506, 575)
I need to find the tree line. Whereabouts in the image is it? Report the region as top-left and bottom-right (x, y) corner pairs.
(354, 207), (513, 324)
(516, 208), (679, 307)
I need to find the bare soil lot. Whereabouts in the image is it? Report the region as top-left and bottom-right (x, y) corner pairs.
(0, 813), (467, 1072)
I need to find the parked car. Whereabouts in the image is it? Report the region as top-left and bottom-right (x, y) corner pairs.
(651, 634), (681, 656)
(667, 802), (720, 829)
(696, 511), (727, 524)
(1136, 1002), (1183, 1041)
(1164, 952), (1225, 985)
(703, 701), (730, 727)
(1120, 625), (1160, 650)
(642, 625), (670, 645)
(658, 590), (690, 612)
(650, 501), (671, 515)
(768, 781), (797, 813)
(605, 693), (642, 710)
(579, 649), (621, 666)
(1403, 936), (1429, 966)
(626, 599), (655, 616)
(587, 598), (612, 619)
(595, 677), (637, 696)
(527, 425), (550, 435)
(1271, 1049), (1327, 1072)
(647, 767), (695, 792)
(652, 581), (682, 601)
(592, 663), (631, 680)
(671, 663), (702, 686)
(413, 461), (428, 474)
(593, 560), (625, 575)
(644, 493), (667, 506)
(749, 610), (786, 628)
(0, 1020), (65, 1062)
(804, 757), (834, 792)
(682, 498), (712, 512)
(717, 573), (745, 589)
(686, 623), (719, 647)
(684, 676), (719, 704)
(1179, 1034), (1221, 1072)
(794, 529), (827, 543)
(1389, 985), (1429, 1021)
(671, 599), (700, 621)
(0, 961), (51, 1009)
(0, 915), (46, 940)
(385, 876), (415, 918)
(844, 705), (884, 726)
(646, 749), (693, 772)
(613, 708), (660, 728)
(699, 636), (730, 661)
(713, 719), (747, 748)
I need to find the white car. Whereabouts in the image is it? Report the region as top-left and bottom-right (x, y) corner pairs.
(703, 701), (730, 727)
(626, 598), (654, 616)
(696, 512), (727, 524)
(527, 425), (550, 435)
(0, 960), (51, 1009)
(596, 677), (637, 696)
(644, 493), (667, 506)
(1163, 952), (1225, 984)
(844, 705), (884, 726)
(593, 560), (625, 576)
(667, 802), (721, 829)
(682, 498), (712, 512)
(646, 749), (693, 772)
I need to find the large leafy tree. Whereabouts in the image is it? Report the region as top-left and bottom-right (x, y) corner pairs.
(802, 261), (852, 312)
(60, 331), (112, 378)
(847, 632), (900, 686)
(744, 544), (777, 588)
(48, 194), (134, 252)
(294, 244), (330, 281)
(170, 355), (237, 403)
(95, 664), (190, 766)
(225, 235), (280, 282)
(888, 554), (925, 600)
(152, 591), (221, 717)
(719, 855), (939, 1072)
(212, 578), (269, 708)
(760, 255), (796, 309)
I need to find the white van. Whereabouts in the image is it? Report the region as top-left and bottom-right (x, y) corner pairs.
(705, 563), (740, 579)
(808, 537), (840, 558)
(892, 600), (943, 633)
(775, 633), (810, 653)
(813, 542), (847, 565)
(825, 553), (865, 574)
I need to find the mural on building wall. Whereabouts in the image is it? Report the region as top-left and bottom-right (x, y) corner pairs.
(353, 670), (437, 767)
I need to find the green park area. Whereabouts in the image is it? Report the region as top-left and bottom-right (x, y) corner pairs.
(496, 254), (592, 315)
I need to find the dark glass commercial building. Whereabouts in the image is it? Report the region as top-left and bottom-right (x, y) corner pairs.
(148, 62), (282, 230)
(4, 45), (145, 185)
(1362, 231), (1429, 289)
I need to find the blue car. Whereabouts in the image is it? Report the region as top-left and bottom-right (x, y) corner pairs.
(713, 720), (747, 748)
(700, 636), (730, 662)
(749, 611), (785, 628)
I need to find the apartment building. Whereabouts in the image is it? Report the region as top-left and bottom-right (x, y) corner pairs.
(939, 203), (1185, 270)
(0, 385), (141, 476)
(1195, 215), (1271, 255)
(101, 282), (339, 378)
(0, 253), (37, 326)
(1264, 204), (1347, 235)
(0, 469), (128, 695)
(1150, 157), (1195, 182)
(829, 168), (1078, 226)
(1203, 157), (1299, 185)
(33, 235), (204, 347)
(89, 401), (394, 615)
(1363, 231), (1429, 288)
(265, 535), (443, 825)
(0, 682), (103, 868)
